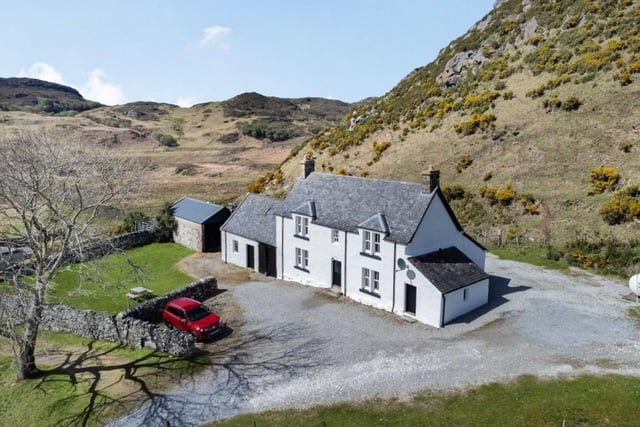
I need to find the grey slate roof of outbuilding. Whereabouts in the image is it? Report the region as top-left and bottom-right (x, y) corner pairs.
(220, 193), (283, 246)
(170, 197), (230, 224)
(408, 247), (490, 294)
(273, 172), (458, 245)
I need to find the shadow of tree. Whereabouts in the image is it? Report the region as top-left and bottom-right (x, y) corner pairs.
(36, 322), (328, 426)
(447, 274), (530, 325)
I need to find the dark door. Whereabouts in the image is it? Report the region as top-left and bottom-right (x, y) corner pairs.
(247, 245), (255, 269)
(405, 284), (417, 315)
(258, 244), (277, 277)
(265, 245), (277, 277)
(203, 223), (221, 252)
(332, 260), (342, 287)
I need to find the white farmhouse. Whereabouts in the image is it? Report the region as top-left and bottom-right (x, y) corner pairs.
(221, 158), (489, 327)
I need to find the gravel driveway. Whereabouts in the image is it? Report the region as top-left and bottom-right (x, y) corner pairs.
(112, 254), (640, 426)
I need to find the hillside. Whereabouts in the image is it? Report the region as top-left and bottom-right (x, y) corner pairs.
(0, 89), (350, 211)
(0, 77), (102, 113)
(252, 0), (640, 274)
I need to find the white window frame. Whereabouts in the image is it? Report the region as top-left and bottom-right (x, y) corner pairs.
(295, 247), (309, 270)
(372, 270), (380, 293)
(362, 230), (381, 256)
(362, 267), (371, 290)
(331, 229), (340, 243)
(232, 240), (239, 253)
(361, 267), (380, 295)
(295, 215), (309, 237)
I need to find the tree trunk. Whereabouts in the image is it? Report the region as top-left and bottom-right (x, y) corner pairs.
(16, 301), (42, 380)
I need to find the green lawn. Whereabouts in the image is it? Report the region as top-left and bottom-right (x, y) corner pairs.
(47, 242), (195, 312)
(213, 375), (640, 426)
(488, 244), (566, 270)
(0, 331), (209, 426)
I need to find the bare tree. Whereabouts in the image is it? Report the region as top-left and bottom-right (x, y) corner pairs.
(0, 129), (145, 380)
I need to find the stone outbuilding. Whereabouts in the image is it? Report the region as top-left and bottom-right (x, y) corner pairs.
(171, 197), (230, 252)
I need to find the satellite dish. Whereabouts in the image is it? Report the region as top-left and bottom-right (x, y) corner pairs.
(406, 270), (416, 280)
(629, 273), (640, 296)
(397, 259), (406, 270)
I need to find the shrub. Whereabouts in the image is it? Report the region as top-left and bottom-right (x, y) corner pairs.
(588, 166), (621, 194)
(495, 182), (516, 205)
(371, 141), (391, 163)
(335, 168), (347, 175)
(619, 140), (634, 153)
(154, 133), (178, 147)
(561, 96), (582, 111)
(599, 185), (640, 224)
(483, 171), (493, 181)
(239, 120), (298, 141)
(442, 185), (467, 201)
(218, 132), (240, 144)
(455, 154), (473, 173)
(154, 202), (176, 243)
(175, 164), (197, 175)
(454, 113), (496, 135)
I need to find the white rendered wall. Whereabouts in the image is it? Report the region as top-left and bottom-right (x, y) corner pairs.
(406, 194), (486, 269)
(393, 259), (444, 327)
(279, 215), (346, 288)
(343, 230), (396, 313)
(442, 278), (490, 324)
(221, 232), (259, 272)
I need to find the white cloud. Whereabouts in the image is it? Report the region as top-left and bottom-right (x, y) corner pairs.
(176, 96), (196, 108)
(18, 62), (64, 84)
(200, 25), (231, 48)
(81, 69), (126, 105)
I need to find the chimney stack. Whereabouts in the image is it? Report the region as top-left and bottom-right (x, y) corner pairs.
(302, 154), (315, 179)
(421, 166), (440, 193)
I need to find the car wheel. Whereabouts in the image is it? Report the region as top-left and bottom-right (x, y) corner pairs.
(164, 320), (173, 329)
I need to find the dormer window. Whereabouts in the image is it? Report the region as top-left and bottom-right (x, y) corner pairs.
(362, 230), (381, 256)
(294, 215), (309, 238)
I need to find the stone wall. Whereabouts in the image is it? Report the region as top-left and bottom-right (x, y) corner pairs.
(0, 277), (218, 357)
(173, 218), (203, 252)
(121, 277), (218, 323)
(64, 230), (155, 265)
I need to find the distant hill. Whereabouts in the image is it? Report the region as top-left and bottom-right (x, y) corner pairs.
(252, 0), (640, 275)
(0, 77), (102, 114)
(0, 86), (351, 215)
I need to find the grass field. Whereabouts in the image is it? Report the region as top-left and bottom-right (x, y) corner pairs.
(0, 331), (209, 426)
(46, 242), (194, 312)
(212, 375), (640, 427)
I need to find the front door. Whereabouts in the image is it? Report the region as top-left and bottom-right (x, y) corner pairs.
(331, 260), (342, 287)
(405, 284), (417, 315)
(247, 245), (255, 269)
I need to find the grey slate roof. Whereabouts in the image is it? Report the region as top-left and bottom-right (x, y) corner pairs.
(408, 247), (490, 294)
(273, 172), (454, 245)
(170, 197), (229, 224)
(220, 193), (283, 246)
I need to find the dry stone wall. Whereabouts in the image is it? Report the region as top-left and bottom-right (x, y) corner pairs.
(0, 277), (217, 357)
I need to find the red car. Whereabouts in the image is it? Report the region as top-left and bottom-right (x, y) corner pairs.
(162, 297), (224, 341)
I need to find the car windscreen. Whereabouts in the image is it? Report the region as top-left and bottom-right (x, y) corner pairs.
(186, 305), (210, 322)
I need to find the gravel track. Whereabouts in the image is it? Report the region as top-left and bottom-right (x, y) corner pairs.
(112, 254), (640, 426)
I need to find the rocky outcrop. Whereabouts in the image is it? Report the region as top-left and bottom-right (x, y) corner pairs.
(436, 50), (488, 87)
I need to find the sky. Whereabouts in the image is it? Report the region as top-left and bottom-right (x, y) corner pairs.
(3, 1), (495, 107)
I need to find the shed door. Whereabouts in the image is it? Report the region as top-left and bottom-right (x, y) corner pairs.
(247, 245), (255, 269)
(405, 284), (417, 315)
